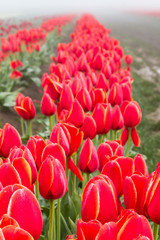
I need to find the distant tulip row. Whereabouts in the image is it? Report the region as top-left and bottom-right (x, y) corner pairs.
(0, 13), (158, 240)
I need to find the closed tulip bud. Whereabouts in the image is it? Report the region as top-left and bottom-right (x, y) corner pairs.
(92, 103), (106, 134)
(96, 222), (118, 240)
(108, 83), (123, 106)
(59, 84), (74, 111)
(97, 140), (124, 171)
(102, 156), (134, 196)
(77, 53), (90, 72)
(78, 138), (99, 173)
(121, 100), (142, 128)
(141, 168), (160, 224)
(76, 87), (92, 112)
(0, 123), (22, 157)
(123, 173), (147, 214)
(102, 62), (112, 79)
(66, 99), (84, 128)
(117, 210), (153, 240)
(134, 154), (149, 177)
(38, 155), (68, 199)
(16, 93), (25, 106)
(9, 145), (37, 184)
(41, 142), (66, 169)
(81, 175), (118, 224)
(121, 82), (132, 101)
(111, 105), (124, 130)
(91, 88), (107, 110)
(41, 93), (56, 116)
(79, 113), (97, 139)
(50, 123), (70, 156)
(0, 184), (43, 240)
(27, 136), (46, 169)
(14, 96), (36, 120)
(124, 55), (133, 65)
(77, 218), (102, 240)
(104, 103), (112, 134)
(96, 72), (109, 92)
(109, 74), (120, 88)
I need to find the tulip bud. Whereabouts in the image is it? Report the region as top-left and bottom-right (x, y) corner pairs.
(14, 96), (36, 120)
(38, 155), (68, 199)
(81, 174), (118, 223)
(41, 93), (56, 116)
(78, 138), (99, 173)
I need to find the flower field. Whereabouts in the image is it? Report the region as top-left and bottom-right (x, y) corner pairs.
(0, 13), (160, 240)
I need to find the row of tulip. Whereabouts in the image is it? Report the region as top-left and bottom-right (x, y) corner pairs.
(0, 13), (159, 240)
(0, 14), (74, 107)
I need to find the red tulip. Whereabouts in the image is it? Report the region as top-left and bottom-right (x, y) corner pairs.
(124, 55), (133, 65)
(112, 105), (124, 130)
(14, 95), (36, 120)
(1, 225), (34, 239)
(66, 99), (84, 128)
(58, 83), (74, 111)
(92, 103), (106, 134)
(76, 87), (92, 112)
(8, 145), (37, 184)
(77, 218), (102, 240)
(0, 123), (21, 157)
(96, 72), (109, 92)
(97, 140), (124, 171)
(121, 100), (142, 128)
(38, 155), (68, 199)
(79, 113), (97, 139)
(0, 162), (21, 187)
(108, 83), (123, 106)
(27, 135), (46, 169)
(41, 93), (56, 116)
(123, 173), (147, 214)
(15, 93), (25, 106)
(102, 156), (134, 196)
(117, 210), (153, 240)
(0, 184), (43, 240)
(78, 138), (99, 173)
(134, 154), (149, 177)
(81, 174), (118, 223)
(96, 221), (118, 240)
(10, 70), (22, 79)
(10, 59), (23, 69)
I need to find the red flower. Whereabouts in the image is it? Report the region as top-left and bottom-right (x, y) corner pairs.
(10, 70), (23, 79)
(78, 138), (99, 173)
(38, 155), (68, 199)
(14, 95), (36, 120)
(0, 123), (21, 157)
(41, 93), (56, 116)
(0, 184), (43, 240)
(81, 175), (118, 223)
(10, 60), (23, 69)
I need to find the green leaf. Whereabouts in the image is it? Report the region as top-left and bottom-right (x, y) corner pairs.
(31, 77), (41, 87)
(68, 217), (77, 234)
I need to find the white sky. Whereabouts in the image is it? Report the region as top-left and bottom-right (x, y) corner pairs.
(0, 0), (160, 17)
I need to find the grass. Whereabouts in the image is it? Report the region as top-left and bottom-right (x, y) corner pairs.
(131, 71), (160, 173)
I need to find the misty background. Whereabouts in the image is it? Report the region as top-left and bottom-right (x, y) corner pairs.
(0, 0), (160, 18)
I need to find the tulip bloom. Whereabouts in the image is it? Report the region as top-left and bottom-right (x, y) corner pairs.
(123, 173), (147, 214)
(97, 140), (124, 171)
(79, 113), (97, 139)
(117, 210), (153, 240)
(0, 123), (21, 157)
(66, 99), (84, 128)
(0, 184), (43, 240)
(38, 155), (68, 199)
(108, 82), (123, 106)
(111, 105), (124, 130)
(14, 95), (36, 120)
(10, 59), (23, 69)
(78, 138), (99, 173)
(41, 93), (56, 116)
(77, 218), (102, 240)
(96, 221), (118, 240)
(81, 175), (118, 223)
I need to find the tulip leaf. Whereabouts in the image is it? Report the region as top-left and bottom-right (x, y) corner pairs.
(31, 77), (41, 87)
(68, 217), (77, 234)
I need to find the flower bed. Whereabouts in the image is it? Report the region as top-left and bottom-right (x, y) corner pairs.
(0, 13), (159, 240)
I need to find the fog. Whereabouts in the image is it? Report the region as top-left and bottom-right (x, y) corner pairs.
(0, 0), (160, 18)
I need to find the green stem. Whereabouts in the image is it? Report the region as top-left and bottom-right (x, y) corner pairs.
(49, 200), (56, 240)
(72, 153), (77, 195)
(65, 159), (68, 182)
(57, 199), (61, 240)
(82, 173), (86, 193)
(86, 173), (90, 184)
(28, 120), (32, 138)
(20, 118), (25, 137)
(49, 116), (53, 133)
(153, 223), (159, 240)
(35, 178), (39, 203)
(98, 134), (103, 145)
(125, 128), (131, 156)
(114, 130), (117, 140)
